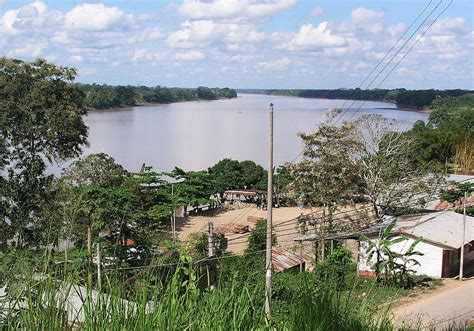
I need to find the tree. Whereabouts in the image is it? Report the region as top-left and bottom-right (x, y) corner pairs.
(60, 154), (127, 256)
(275, 164), (295, 206)
(245, 219), (276, 256)
(0, 58), (88, 249)
(292, 112), (361, 231)
(408, 94), (473, 173)
(169, 167), (215, 212)
(239, 160), (267, 190)
(350, 115), (439, 220)
(208, 159), (243, 196)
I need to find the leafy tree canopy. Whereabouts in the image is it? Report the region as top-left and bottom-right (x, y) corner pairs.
(0, 58), (88, 249)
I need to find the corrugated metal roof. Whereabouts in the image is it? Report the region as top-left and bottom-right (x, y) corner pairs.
(272, 247), (312, 272)
(354, 211), (473, 249)
(294, 211), (474, 250)
(224, 189), (267, 196)
(446, 174), (474, 184)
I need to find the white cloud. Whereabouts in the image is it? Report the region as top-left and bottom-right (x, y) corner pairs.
(177, 0), (296, 20)
(309, 6), (324, 18)
(166, 19), (265, 48)
(259, 57), (291, 71)
(147, 28), (163, 40)
(6, 42), (44, 57)
(387, 23), (406, 37)
(0, 1), (61, 35)
(174, 50), (205, 61)
(68, 54), (83, 63)
(351, 7), (384, 24)
(430, 17), (469, 36)
(279, 22), (347, 51)
(64, 3), (131, 31)
(0, 1), (471, 89)
(166, 20), (216, 48)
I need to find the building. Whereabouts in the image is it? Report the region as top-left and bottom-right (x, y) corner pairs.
(357, 211), (474, 278)
(425, 175), (474, 211)
(272, 247), (313, 272)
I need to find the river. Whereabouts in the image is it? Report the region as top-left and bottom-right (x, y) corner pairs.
(80, 94), (428, 172)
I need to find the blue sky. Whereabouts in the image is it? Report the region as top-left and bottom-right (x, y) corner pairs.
(1, 0), (472, 89)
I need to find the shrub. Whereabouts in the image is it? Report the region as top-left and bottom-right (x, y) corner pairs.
(314, 246), (357, 287)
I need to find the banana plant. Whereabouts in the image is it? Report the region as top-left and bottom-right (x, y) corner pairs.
(358, 218), (423, 285)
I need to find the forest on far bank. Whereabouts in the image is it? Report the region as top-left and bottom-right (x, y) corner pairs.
(238, 88), (472, 110)
(78, 84), (237, 109)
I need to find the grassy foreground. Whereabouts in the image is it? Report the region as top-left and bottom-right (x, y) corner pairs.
(0, 258), (396, 330)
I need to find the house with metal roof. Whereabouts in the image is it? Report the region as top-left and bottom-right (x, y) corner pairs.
(357, 211), (474, 278)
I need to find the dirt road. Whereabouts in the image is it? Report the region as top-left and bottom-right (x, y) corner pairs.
(392, 279), (474, 330)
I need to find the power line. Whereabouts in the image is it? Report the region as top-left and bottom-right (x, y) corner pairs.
(334, 0), (444, 125)
(334, 0), (435, 116)
(344, 0), (453, 123)
(103, 247), (269, 272)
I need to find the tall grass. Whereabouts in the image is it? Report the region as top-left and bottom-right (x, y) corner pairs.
(0, 256), (396, 330)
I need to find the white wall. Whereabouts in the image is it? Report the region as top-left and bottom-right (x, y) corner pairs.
(358, 237), (444, 278)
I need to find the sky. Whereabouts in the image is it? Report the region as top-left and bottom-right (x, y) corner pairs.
(0, 0), (472, 89)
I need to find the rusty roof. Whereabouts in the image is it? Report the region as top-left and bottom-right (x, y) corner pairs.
(272, 247), (312, 272)
(224, 189), (267, 196)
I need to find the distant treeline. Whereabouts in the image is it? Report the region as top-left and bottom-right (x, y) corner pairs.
(238, 88), (472, 110)
(78, 84), (237, 109)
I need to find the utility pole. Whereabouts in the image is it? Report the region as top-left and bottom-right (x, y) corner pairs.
(172, 183), (176, 243)
(299, 241), (303, 273)
(96, 243), (102, 290)
(265, 103), (274, 323)
(208, 222), (214, 257)
(208, 222), (215, 290)
(460, 191), (467, 281)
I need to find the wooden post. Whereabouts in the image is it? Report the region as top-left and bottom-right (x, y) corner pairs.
(208, 222), (214, 257)
(460, 191), (467, 281)
(172, 183), (176, 243)
(321, 240), (325, 261)
(96, 243), (102, 291)
(208, 222), (214, 290)
(265, 103), (274, 323)
(299, 241), (303, 272)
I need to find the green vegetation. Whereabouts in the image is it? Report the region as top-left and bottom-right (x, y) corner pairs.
(0, 58), (88, 249)
(0, 246), (405, 330)
(359, 219), (424, 288)
(79, 84), (237, 109)
(408, 93), (473, 173)
(291, 113), (437, 228)
(239, 88), (471, 110)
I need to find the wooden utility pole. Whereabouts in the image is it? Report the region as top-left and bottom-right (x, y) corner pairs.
(299, 241), (303, 272)
(208, 222), (215, 290)
(208, 222), (214, 257)
(460, 191), (467, 281)
(172, 183), (176, 243)
(265, 103), (274, 322)
(96, 243), (102, 290)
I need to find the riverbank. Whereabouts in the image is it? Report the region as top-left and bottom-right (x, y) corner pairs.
(85, 96), (238, 112)
(79, 84), (237, 111)
(238, 92), (433, 115)
(238, 88), (470, 113)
